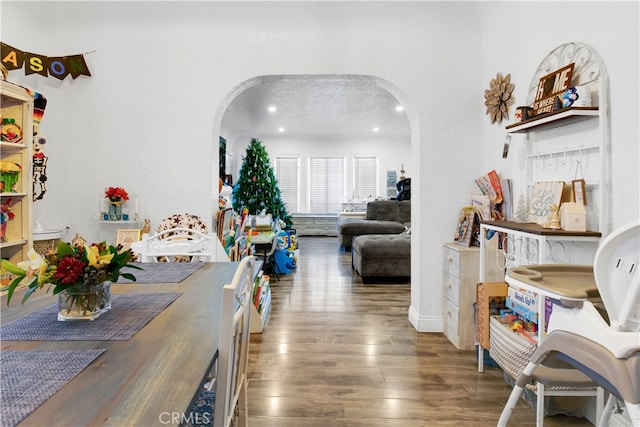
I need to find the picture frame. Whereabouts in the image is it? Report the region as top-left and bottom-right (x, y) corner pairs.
(528, 181), (565, 226)
(116, 229), (141, 252)
(454, 207), (476, 247)
(572, 179), (587, 205)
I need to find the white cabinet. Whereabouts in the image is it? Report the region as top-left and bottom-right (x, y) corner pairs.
(442, 243), (502, 350)
(1, 81), (33, 267)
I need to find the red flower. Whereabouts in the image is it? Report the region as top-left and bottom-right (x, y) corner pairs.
(54, 257), (87, 285)
(104, 186), (129, 202)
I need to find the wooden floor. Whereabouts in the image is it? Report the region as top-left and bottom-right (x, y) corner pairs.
(247, 237), (592, 426)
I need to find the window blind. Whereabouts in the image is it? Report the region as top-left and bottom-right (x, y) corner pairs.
(275, 156), (299, 213)
(309, 157), (344, 213)
(354, 156), (377, 199)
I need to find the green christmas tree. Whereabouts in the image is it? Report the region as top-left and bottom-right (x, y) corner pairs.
(232, 138), (292, 228)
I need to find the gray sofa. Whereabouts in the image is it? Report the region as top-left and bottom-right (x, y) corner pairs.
(352, 232), (411, 283)
(337, 200), (410, 249)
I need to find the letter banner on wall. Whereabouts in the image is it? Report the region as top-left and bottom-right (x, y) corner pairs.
(1, 42), (92, 80)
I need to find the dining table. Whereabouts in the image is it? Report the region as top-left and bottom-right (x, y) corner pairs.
(0, 261), (240, 427)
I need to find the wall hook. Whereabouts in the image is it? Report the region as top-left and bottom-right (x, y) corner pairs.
(561, 147), (568, 165)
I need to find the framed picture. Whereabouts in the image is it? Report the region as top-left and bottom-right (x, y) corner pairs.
(116, 229), (141, 252)
(454, 208), (476, 247)
(572, 179), (587, 205)
(528, 181), (564, 226)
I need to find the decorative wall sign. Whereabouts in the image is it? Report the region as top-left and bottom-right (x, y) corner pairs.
(531, 63), (574, 115)
(1, 42), (92, 80)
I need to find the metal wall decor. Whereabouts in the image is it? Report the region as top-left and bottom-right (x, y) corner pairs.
(484, 73), (515, 124)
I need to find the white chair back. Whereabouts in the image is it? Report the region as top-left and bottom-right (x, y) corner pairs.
(139, 228), (215, 263)
(215, 256), (254, 427)
(593, 222), (640, 332)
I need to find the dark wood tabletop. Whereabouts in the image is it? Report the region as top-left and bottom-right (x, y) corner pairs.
(1, 261), (239, 426)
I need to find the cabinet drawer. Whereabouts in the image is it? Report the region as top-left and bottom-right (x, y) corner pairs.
(443, 324), (460, 349)
(442, 272), (461, 306)
(443, 246), (461, 277)
(442, 298), (460, 332)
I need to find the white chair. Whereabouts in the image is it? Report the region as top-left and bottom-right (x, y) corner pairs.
(498, 222), (640, 426)
(187, 256), (254, 427)
(214, 255), (254, 427)
(138, 227), (215, 262)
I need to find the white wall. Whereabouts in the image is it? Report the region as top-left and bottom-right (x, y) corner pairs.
(2, 1), (637, 334)
(477, 2), (639, 230)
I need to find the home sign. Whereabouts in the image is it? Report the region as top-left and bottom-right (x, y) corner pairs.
(532, 63), (574, 115)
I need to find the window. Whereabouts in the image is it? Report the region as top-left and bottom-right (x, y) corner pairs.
(309, 157), (344, 213)
(353, 156), (377, 200)
(275, 156), (299, 213)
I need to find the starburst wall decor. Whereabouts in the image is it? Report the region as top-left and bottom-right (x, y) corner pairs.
(484, 73), (515, 124)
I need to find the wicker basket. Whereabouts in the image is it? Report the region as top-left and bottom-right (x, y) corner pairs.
(489, 315), (537, 379)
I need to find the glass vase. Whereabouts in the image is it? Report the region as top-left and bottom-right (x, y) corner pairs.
(108, 202), (122, 220)
(58, 281), (112, 321)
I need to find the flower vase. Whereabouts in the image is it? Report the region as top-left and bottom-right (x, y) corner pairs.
(108, 201), (122, 221)
(58, 281), (112, 321)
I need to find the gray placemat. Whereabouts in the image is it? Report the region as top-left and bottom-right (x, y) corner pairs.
(1, 349), (106, 427)
(116, 262), (205, 283)
(0, 293), (181, 341)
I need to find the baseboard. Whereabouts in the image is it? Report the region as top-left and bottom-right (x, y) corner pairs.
(408, 305), (444, 332)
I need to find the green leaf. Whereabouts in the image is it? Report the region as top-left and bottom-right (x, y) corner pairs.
(120, 273), (137, 282)
(1, 259), (27, 276)
(57, 241), (76, 257)
(21, 284), (39, 305)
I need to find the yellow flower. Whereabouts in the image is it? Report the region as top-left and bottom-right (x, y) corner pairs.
(86, 245), (114, 267)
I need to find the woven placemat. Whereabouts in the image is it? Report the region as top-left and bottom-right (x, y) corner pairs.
(1, 349), (106, 427)
(116, 262), (205, 283)
(0, 293), (181, 341)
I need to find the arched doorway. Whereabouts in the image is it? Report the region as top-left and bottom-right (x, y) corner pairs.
(211, 73), (421, 312)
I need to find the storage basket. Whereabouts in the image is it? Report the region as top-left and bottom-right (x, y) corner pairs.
(489, 315), (537, 379)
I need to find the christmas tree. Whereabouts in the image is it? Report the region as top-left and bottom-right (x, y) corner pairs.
(232, 138), (292, 228)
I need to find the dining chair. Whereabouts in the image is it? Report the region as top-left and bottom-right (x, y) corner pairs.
(187, 256), (255, 427)
(138, 227), (215, 262)
(497, 222), (640, 426)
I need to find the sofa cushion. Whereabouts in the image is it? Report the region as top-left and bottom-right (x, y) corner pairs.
(398, 200), (411, 224)
(366, 200), (400, 222)
(338, 219), (406, 236)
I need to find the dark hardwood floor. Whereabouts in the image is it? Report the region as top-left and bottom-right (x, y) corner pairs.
(247, 236), (592, 426)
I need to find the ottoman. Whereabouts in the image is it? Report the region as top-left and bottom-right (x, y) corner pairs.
(352, 234), (411, 283)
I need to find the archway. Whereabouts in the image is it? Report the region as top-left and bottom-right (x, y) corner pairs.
(211, 74), (421, 316)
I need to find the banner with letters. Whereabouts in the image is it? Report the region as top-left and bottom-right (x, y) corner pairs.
(1, 42), (91, 80)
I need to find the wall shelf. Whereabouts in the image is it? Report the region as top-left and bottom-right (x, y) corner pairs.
(505, 107), (599, 133)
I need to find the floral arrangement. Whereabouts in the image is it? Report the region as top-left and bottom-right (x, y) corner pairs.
(1, 241), (141, 306)
(105, 186), (129, 203)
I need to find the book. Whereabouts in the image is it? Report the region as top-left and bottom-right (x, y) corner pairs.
(470, 194), (491, 221)
(500, 178), (513, 221)
(475, 170), (504, 204)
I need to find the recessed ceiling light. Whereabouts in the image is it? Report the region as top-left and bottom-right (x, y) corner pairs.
(268, 106), (277, 113)
(395, 105), (404, 112)
(278, 127), (285, 132)
(372, 127), (379, 132)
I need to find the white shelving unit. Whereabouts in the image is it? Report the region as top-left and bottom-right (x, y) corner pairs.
(1, 81), (34, 267)
(477, 42), (612, 426)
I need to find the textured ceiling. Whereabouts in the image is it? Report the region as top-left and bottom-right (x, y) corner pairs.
(220, 76), (411, 140)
